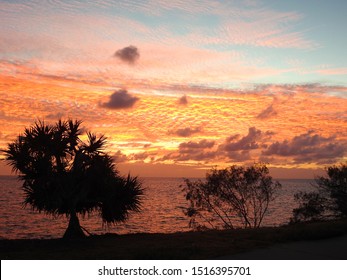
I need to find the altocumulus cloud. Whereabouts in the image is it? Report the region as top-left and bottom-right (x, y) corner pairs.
(114, 45), (140, 64)
(101, 89), (139, 109)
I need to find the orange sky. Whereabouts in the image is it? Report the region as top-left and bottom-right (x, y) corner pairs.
(1, 1), (346, 178)
(0, 71), (346, 178)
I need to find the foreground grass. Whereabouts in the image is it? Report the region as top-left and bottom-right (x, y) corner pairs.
(1, 218), (347, 259)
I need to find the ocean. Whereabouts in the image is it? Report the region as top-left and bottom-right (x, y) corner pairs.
(0, 176), (315, 239)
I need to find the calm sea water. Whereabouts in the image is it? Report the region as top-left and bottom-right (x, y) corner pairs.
(0, 176), (315, 239)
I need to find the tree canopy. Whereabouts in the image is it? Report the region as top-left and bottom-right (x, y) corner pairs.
(2, 119), (143, 238)
(182, 163), (281, 230)
(292, 162), (347, 223)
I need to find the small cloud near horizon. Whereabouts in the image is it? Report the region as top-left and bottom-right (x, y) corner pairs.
(114, 45), (140, 64)
(113, 150), (129, 163)
(168, 126), (202, 137)
(100, 89), (139, 109)
(162, 139), (216, 162)
(178, 95), (188, 105)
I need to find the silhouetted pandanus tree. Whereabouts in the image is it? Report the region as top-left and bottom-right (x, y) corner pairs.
(2, 119), (143, 239)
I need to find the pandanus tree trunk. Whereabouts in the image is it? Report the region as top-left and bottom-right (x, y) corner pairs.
(63, 211), (86, 239)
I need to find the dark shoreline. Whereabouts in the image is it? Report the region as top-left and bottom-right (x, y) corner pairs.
(1, 218), (347, 260)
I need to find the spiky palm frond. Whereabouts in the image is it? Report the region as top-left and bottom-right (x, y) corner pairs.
(100, 175), (143, 224)
(2, 119), (144, 235)
(81, 132), (107, 155)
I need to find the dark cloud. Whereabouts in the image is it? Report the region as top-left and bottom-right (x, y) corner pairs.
(265, 131), (276, 136)
(168, 126), (202, 137)
(179, 139), (215, 150)
(222, 127), (262, 151)
(178, 95), (188, 105)
(178, 140), (216, 161)
(262, 131), (346, 164)
(222, 150), (252, 162)
(256, 96), (289, 120)
(162, 139), (216, 162)
(114, 45), (140, 64)
(257, 103), (277, 120)
(130, 152), (152, 162)
(219, 127), (262, 161)
(101, 89), (139, 109)
(174, 151), (217, 162)
(164, 128), (265, 163)
(113, 150), (128, 163)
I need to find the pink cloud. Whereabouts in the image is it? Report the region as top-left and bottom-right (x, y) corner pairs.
(316, 67), (347, 76)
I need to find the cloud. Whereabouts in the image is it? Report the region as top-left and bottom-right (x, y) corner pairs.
(175, 150), (217, 162)
(113, 150), (128, 163)
(130, 152), (153, 162)
(162, 139), (216, 162)
(179, 139), (215, 150)
(221, 127), (262, 151)
(219, 127), (262, 161)
(168, 126), (202, 137)
(178, 95), (188, 105)
(256, 94), (296, 120)
(161, 127), (275, 163)
(316, 67), (347, 76)
(223, 150), (253, 162)
(262, 130), (346, 164)
(257, 103), (277, 119)
(100, 89), (139, 109)
(114, 45), (140, 64)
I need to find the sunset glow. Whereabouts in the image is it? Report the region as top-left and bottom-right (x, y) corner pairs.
(1, 0), (346, 178)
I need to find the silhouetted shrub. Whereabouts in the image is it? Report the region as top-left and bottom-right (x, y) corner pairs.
(181, 163), (281, 229)
(292, 162), (347, 223)
(291, 192), (328, 223)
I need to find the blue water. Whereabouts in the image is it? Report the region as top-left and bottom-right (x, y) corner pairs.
(0, 176), (315, 239)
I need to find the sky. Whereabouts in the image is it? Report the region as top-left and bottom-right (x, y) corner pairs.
(0, 0), (346, 178)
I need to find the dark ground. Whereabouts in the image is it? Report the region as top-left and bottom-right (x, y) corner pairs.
(218, 234), (347, 259)
(1, 219), (347, 260)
